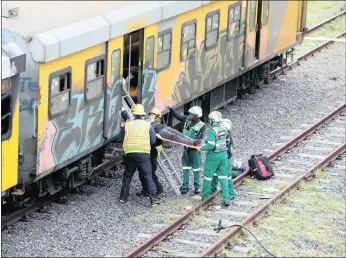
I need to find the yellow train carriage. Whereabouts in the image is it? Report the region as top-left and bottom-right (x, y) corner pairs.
(1, 42), (26, 198)
(1, 1), (307, 204)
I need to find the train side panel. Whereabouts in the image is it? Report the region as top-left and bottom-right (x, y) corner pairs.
(145, 0), (245, 111)
(104, 36), (124, 140)
(141, 23), (159, 109)
(272, 1), (302, 53)
(1, 80), (20, 193)
(1, 43), (26, 194)
(37, 43), (106, 177)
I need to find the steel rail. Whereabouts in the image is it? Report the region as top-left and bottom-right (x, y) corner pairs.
(306, 10), (346, 34)
(124, 103), (345, 257)
(201, 142), (346, 257)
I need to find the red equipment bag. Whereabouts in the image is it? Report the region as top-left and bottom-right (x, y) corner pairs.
(248, 154), (274, 180)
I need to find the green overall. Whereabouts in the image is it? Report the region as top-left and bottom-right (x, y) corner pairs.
(211, 129), (236, 198)
(201, 124), (230, 203)
(181, 120), (205, 190)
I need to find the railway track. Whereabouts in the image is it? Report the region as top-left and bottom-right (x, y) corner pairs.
(124, 103), (345, 257)
(2, 13), (344, 231)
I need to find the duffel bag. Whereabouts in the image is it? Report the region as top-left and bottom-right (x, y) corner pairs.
(248, 154), (274, 180)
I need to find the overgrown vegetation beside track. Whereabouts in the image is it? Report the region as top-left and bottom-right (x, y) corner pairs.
(226, 166), (346, 257)
(294, 1), (346, 57)
(307, 1), (345, 26)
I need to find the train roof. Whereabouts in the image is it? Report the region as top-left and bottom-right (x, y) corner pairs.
(2, 1), (212, 63)
(2, 1), (136, 38)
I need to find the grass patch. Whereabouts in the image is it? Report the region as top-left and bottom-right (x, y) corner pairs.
(152, 197), (195, 211)
(277, 184), (286, 190)
(244, 179), (263, 193)
(307, 1), (345, 27)
(315, 168), (329, 179)
(246, 183), (346, 257)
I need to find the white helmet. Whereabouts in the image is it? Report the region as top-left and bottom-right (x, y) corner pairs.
(188, 106), (203, 118)
(208, 111), (222, 123)
(221, 119), (232, 131)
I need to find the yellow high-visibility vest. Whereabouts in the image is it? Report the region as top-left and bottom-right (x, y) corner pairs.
(156, 145), (163, 157)
(123, 119), (151, 154)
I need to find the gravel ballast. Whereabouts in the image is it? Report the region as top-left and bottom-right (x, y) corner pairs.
(1, 43), (345, 257)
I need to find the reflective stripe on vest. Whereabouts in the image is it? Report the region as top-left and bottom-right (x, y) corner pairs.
(123, 120), (151, 154)
(156, 145), (163, 157)
(183, 120), (205, 139)
(212, 126), (228, 153)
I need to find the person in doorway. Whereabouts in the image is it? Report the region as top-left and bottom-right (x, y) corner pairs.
(117, 104), (162, 206)
(123, 66), (139, 103)
(210, 118), (236, 200)
(167, 105), (206, 195)
(199, 111), (230, 207)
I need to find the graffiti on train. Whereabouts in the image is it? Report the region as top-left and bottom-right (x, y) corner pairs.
(141, 68), (158, 112)
(19, 77), (39, 112)
(37, 80), (122, 171)
(172, 28), (245, 104)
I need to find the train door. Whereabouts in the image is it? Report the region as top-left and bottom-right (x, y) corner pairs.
(246, 0), (258, 64)
(141, 25), (158, 112)
(104, 36), (124, 139)
(255, 0), (270, 60)
(123, 29), (144, 104)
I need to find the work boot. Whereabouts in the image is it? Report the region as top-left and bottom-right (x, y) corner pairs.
(150, 196), (162, 206)
(194, 188), (201, 194)
(136, 190), (149, 198)
(180, 187), (189, 195)
(222, 201), (230, 207)
(194, 139), (203, 146)
(119, 198), (128, 203)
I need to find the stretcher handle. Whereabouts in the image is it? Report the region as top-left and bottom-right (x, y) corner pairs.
(159, 137), (201, 150)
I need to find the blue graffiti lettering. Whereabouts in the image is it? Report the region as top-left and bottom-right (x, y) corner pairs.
(20, 77), (39, 112)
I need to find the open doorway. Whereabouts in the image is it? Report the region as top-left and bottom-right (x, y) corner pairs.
(123, 29), (144, 104)
(254, 0), (263, 60)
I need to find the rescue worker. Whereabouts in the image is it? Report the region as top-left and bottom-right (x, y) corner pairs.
(210, 119), (236, 200)
(118, 104), (162, 206)
(199, 111), (230, 207)
(167, 105), (206, 195)
(136, 108), (164, 198)
(137, 107), (202, 198)
(149, 107), (202, 146)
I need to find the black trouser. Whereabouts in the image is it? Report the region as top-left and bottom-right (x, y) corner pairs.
(120, 153), (157, 200)
(139, 147), (163, 195)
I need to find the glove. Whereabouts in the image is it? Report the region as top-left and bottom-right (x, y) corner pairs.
(156, 133), (163, 140)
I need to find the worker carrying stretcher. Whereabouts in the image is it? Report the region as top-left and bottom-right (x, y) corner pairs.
(148, 107), (203, 147)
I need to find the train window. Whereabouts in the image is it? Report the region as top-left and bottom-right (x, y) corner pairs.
(205, 10), (220, 49)
(1, 93), (12, 140)
(181, 20), (196, 61)
(262, 0), (269, 25)
(111, 49), (121, 83)
(146, 36), (155, 68)
(157, 30), (172, 70)
(249, 0), (257, 32)
(228, 3), (242, 40)
(49, 68), (72, 118)
(85, 57), (105, 103)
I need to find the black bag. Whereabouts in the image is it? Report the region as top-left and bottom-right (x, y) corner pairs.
(248, 154), (274, 180)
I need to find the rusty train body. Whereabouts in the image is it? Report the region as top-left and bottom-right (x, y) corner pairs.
(1, 0), (307, 206)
